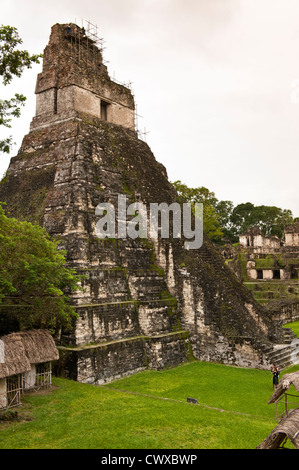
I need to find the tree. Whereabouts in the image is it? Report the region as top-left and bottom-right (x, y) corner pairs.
(229, 202), (256, 239)
(215, 199), (236, 243)
(231, 203), (294, 239)
(172, 181), (296, 244)
(0, 25), (41, 154)
(172, 180), (224, 242)
(0, 205), (81, 334)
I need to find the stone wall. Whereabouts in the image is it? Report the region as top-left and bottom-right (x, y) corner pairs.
(153, 239), (273, 369)
(56, 331), (191, 384)
(267, 300), (299, 325)
(240, 232), (281, 252)
(31, 23), (135, 132)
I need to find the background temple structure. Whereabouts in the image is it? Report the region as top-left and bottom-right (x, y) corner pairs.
(0, 23), (297, 384)
(222, 224), (299, 307)
(239, 224), (299, 283)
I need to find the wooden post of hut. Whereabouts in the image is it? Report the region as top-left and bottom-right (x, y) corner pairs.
(0, 334), (31, 409)
(17, 330), (59, 390)
(257, 371), (299, 449)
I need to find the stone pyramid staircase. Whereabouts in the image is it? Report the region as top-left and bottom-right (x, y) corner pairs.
(262, 328), (299, 370)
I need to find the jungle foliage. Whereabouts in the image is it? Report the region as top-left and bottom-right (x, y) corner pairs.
(0, 204), (81, 334)
(172, 180), (295, 244)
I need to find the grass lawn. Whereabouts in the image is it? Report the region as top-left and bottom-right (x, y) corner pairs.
(283, 320), (299, 338)
(0, 361), (298, 449)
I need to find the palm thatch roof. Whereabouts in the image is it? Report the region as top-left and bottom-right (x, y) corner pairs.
(0, 334), (31, 379)
(257, 408), (299, 449)
(257, 371), (299, 449)
(0, 329), (59, 379)
(268, 371), (299, 404)
(17, 330), (59, 364)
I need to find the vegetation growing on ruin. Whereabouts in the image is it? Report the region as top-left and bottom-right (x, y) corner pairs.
(283, 320), (299, 338)
(238, 252), (249, 281)
(254, 255), (276, 269)
(0, 165), (56, 226)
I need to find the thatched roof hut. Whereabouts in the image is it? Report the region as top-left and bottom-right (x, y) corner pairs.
(268, 371), (299, 404)
(257, 408), (299, 449)
(16, 330), (59, 365)
(257, 370), (299, 449)
(0, 329), (59, 379)
(0, 334), (31, 380)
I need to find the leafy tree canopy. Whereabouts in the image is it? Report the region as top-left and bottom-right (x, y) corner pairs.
(0, 25), (41, 154)
(172, 180), (224, 243)
(231, 203), (294, 239)
(172, 181), (295, 244)
(0, 205), (81, 334)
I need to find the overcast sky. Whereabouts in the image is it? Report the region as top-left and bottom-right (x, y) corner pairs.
(1, 0), (299, 216)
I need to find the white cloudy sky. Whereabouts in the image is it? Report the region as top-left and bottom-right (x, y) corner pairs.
(1, 0), (299, 216)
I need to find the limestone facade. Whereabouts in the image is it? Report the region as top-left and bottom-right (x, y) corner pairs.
(239, 226), (299, 282)
(31, 23), (135, 132)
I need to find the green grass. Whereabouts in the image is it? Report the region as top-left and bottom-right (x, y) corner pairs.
(0, 361), (298, 449)
(106, 361), (276, 417)
(254, 256), (275, 269)
(283, 320), (299, 337)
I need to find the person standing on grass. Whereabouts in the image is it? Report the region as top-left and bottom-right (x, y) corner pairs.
(272, 364), (279, 390)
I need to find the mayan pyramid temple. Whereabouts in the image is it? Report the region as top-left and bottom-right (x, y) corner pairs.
(0, 23), (287, 384)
